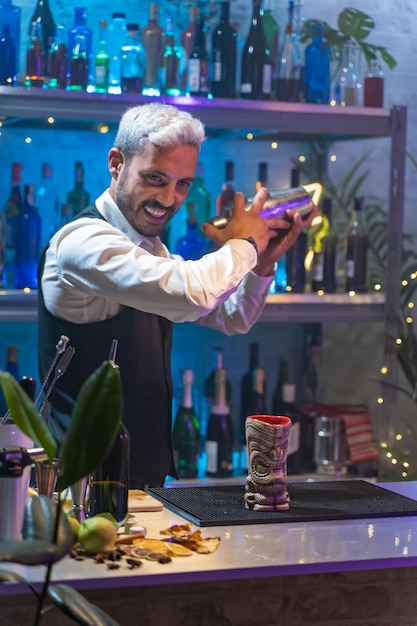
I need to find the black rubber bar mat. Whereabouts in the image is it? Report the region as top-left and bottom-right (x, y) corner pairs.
(148, 481), (417, 527)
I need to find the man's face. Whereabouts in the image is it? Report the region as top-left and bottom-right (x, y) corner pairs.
(109, 143), (199, 238)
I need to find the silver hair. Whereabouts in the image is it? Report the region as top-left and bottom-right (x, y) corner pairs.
(114, 103), (206, 157)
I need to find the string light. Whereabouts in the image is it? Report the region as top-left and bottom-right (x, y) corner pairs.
(396, 338), (403, 345)
(381, 366), (388, 374)
(377, 397), (384, 404)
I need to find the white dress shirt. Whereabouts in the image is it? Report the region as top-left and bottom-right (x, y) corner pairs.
(41, 189), (273, 335)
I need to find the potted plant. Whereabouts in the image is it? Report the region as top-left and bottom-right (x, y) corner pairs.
(0, 360), (122, 626)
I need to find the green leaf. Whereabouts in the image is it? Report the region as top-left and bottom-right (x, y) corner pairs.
(58, 362), (122, 489)
(22, 495), (74, 559)
(338, 8), (374, 41)
(0, 540), (63, 565)
(0, 371), (57, 460)
(48, 584), (121, 626)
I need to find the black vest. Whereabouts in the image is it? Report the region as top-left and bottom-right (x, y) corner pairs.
(37, 204), (176, 488)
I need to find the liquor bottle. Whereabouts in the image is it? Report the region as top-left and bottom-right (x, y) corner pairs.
(345, 196), (369, 293)
(180, 5), (199, 91)
(107, 12), (127, 94)
(94, 19), (109, 94)
(0, 0), (21, 76)
(202, 347), (232, 440)
(262, 0), (279, 99)
(218, 161), (235, 213)
(303, 21), (330, 104)
(141, 3), (163, 96)
(174, 202), (208, 260)
(15, 184), (41, 290)
(67, 161), (90, 215)
(0, 24), (16, 85)
(172, 368), (200, 479)
(2, 162), (22, 287)
(0, 344), (19, 416)
(26, 20), (46, 87)
(210, 1), (237, 99)
(28, 0), (55, 72)
(240, 0), (272, 101)
(334, 39), (361, 107)
(87, 421), (130, 524)
(120, 23), (145, 94)
(240, 342), (260, 439)
(68, 33), (88, 91)
(67, 8), (93, 88)
(160, 18), (182, 97)
(312, 197), (336, 293)
(274, 382), (301, 475)
(205, 368), (234, 478)
(285, 168), (307, 292)
(176, 162), (211, 246)
(275, 3), (301, 102)
(47, 24), (67, 89)
(187, 15), (210, 97)
(364, 59), (384, 108)
(36, 162), (60, 247)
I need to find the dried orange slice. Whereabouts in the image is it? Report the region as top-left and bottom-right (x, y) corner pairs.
(132, 538), (169, 554)
(165, 542), (193, 557)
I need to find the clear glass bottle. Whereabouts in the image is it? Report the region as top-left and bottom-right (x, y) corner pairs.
(364, 59), (384, 108)
(172, 368), (200, 479)
(26, 20), (46, 87)
(67, 7), (93, 87)
(0, 23), (15, 85)
(0, 0), (21, 76)
(240, 0), (272, 101)
(160, 18), (182, 97)
(94, 19), (109, 94)
(107, 12), (127, 94)
(276, 21), (301, 102)
(15, 184), (41, 290)
(262, 0), (279, 99)
(141, 3), (163, 96)
(303, 21), (330, 104)
(334, 39), (361, 106)
(120, 23), (145, 94)
(47, 24), (67, 89)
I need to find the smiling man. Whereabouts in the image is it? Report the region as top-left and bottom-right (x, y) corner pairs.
(37, 102), (316, 489)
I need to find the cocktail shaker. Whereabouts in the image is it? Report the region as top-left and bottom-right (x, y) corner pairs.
(208, 186), (314, 229)
(0, 446), (32, 540)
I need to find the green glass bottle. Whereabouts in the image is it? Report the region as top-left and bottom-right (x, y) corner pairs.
(173, 368), (200, 479)
(67, 161), (90, 215)
(95, 19), (109, 93)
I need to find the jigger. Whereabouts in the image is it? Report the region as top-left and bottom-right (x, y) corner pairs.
(34, 458), (59, 498)
(70, 476), (88, 523)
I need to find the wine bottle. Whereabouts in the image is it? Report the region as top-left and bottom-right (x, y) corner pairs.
(210, 1), (237, 99)
(303, 21), (330, 104)
(141, 3), (164, 96)
(345, 197), (369, 293)
(107, 12), (127, 95)
(36, 162), (60, 247)
(0, 0), (21, 76)
(94, 19), (110, 94)
(240, 365), (268, 471)
(120, 23), (145, 95)
(218, 161), (235, 213)
(275, 11), (301, 102)
(0, 344), (19, 416)
(202, 346), (232, 440)
(205, 368), (234, 478)
(67, 161), (90, 215)
(47, 24), (67, 89)
(87, 421), (130, 524)
(28, 0), (55, 72)
(15, 184), (41, 290)
(172, 368), (200, 479)
(240, 0), (272, 100)
(274, 382), (301, 475)
(262, 0), (279, 100)
(364, 59), (384, 108)
(334, 39), (361, 107)
(311, 197), (336, 293)
(285, 168), (307, 293)
(187, 14), (210, 97)
(0, 24), (16, 85)
(26, 20), (46, 87)
(180, 5), (199, 91)
(160, 18), (182, 97)
(240, 342), (260, 440)
(174, 202), (208, 260)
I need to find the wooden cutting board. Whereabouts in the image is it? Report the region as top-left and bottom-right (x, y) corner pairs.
(128, 489), (164, 512)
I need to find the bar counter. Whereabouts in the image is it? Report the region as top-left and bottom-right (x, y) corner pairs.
(2, 480), (417, 625)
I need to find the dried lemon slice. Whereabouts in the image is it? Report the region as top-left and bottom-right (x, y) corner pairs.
(165, 542), (193, 557)
(132, 538), (169, 554)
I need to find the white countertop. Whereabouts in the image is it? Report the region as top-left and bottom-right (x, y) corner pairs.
(2, 480), (417, 595)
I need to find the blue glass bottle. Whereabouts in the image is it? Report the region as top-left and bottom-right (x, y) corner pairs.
(0, 24), (16, 85)
(15, 184), (41, 290)
(304, 21), (330, 104)
(67, 7), (93, 86)
(0, 0), (20, 75)
(174, 202), (207, 261)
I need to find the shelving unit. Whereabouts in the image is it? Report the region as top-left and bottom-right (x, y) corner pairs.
(0, 88), (407, 436)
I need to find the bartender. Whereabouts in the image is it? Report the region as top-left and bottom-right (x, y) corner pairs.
(37, 102), (316, 488)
